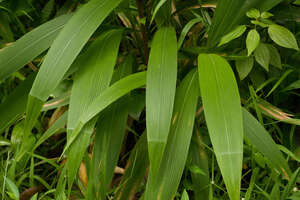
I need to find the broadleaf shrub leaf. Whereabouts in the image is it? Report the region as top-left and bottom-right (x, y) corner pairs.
(268, 24), (299, 50)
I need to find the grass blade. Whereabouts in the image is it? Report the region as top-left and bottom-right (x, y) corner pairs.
(198, 54), (243, 200)
(178, 18), (203, 50)
(145, 69), (198, 199)
(242, 108), (291, 179)
(62, 71), (147, 157)
(65, 29), (123, 193)
(86, 55), (132, 199)
(146, 26), (177, 183)
(0, 14), (71, 81)
(25, 0), (124, 135)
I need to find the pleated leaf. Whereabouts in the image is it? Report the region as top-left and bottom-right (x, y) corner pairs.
(242, 108), (291, 179)
(145, 70), (198, 199)
(146, 26), (177, 181)
(62, 71), (147, 155)
(0, 14), (71, 81)
(65, 29), (123, 192)
(198, 54), (243, 200)
(25, 0), (123, 134)
(86, 55), (132, 199)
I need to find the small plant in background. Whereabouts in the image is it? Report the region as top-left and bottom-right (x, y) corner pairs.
(0, 0), (299, 200)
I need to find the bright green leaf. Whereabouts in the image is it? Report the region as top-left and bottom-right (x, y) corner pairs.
(198, 54), (243, 200)
(246, 29), (260, 56)
(146, 26), (177, 182)
(254, 43), (270, 71)
(268, 24), (299, 50)
(246, 9), (260, 19)
(218, 25), (246, 47)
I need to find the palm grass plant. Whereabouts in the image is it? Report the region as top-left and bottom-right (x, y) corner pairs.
(0, 0), (300, 199)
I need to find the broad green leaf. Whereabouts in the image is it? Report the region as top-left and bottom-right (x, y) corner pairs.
(246, 9), (260, 19)
(254, 43), (270, 71)
(268, 24), (299, 50)
(65, 29), (123, 193)
(198, 54), (243, 200)
(62, 72), (147, 156)
(0, 75), (34, 133)
(235, 56), (254, 80)
(25, 0), (124, 135)
(178, 18), (202, 50)
(145, 70), (198, 199)
(116, 133), (148, 200)
(5, 178), (19, 199)
(86, 55), (132, 199)
(218, 25), (246, 47)
(242, 108), (291, 179)
(181, 190), (189, 200)
(207, 0), (283, 47)
(0, 14), (71, 81)
(246, 29), (260, 56)
(261, 11), (273, 19)
(267, 44), (282, 69)
(146, 27), (177, 181)
(189, 130), (210, 199)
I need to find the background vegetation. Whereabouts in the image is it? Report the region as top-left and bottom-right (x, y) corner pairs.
(0, 0), (300, 199)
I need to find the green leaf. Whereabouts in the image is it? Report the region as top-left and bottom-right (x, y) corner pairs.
(145, 70), (199, 199)
(0, 75), (34, 133)
(245, 168), (259, 200)
(178, 18), (202, 50)
(189, 131), (210, 199)
(65, 29), (123, 193)
(246, 29), (260, 56)
(151, 0), (168, 23)
(181, 190), (189, 200)
(281, 168), (300, 200)
(0, 14), (71, 81)
(268, 24), (299, 50)
(235, 56), (254, 80)
(146, 27), (177, 182)
(254, 43), (270, 71)
(5, 178), (19, 200)
(86, 55), (132, 199)
(62, 72), (147, 156)
(242, 108), (291, 179)
(33, 111), (67, 151)
(218, 25), (246, 47)
(267, 44), (282, 69)
(207, 0), (283, 47)
(116, 133), (149, 200)
(261, 11), (273, 19)
(246, 9), (260, 19)
(25, 0), (124, 135)
(198, 54), (243, 200)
